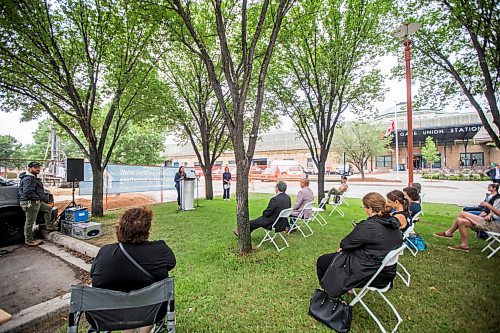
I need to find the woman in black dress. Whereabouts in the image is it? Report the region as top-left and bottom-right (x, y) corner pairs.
(316, 192), (403, 297)
(387, 190), (412, 233)
(174, 166), (186, 209)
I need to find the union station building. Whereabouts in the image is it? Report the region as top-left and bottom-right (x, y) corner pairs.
(165, 109), (499, 172)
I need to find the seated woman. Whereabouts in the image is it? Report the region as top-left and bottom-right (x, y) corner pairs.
(403, 186), (421, 219)
(386, 190), (412, 233)
(288, 178), (314, 230)
(90, 207), (176, 333)
(463, 183), (499, 215)
(316, 192), (403, 297)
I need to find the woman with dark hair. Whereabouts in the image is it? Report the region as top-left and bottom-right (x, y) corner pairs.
(223, 166), (232, 201)
(316, 192), (403, 297)
(387, 190), (412, 232)
(90, 207), (176, 333)
(403, 186), (421, 218)
(174, 166), (186, 209)
(463, 183), (499, 215)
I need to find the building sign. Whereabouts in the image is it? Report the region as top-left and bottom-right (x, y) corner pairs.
(392, 124), (482, 146)
(79, 163), (194, 195)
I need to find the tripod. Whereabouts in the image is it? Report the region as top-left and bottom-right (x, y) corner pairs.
(55, 181), (78, 225)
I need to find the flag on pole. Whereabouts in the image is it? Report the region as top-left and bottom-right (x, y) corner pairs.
(384, 120), (395, 137)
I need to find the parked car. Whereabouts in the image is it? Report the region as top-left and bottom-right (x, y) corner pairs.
(333, 164), (353, 176)
(0, 176), (15, 186)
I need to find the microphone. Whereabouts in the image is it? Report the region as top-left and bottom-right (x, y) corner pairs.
(190, 170), (195, 173)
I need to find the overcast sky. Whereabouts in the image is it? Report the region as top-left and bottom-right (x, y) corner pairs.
(0, 55), (440, 146)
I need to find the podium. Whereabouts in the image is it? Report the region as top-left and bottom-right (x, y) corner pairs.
(181, 178), (195, 210)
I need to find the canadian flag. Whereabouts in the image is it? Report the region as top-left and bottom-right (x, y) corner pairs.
(384, 120), (395, 137)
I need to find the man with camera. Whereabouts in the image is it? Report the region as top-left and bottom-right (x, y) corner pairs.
(19, 161), (57, 246)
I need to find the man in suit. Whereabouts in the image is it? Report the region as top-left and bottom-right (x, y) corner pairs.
(486, 163), (500, 184)
(233, 181), (291, 236)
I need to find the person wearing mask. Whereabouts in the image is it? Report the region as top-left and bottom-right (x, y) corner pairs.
(386, 190), (412, 233)
(174, 166), (186, 209)
(91, 207), (176, 333)
(232, 181), (291, 236)
(223, 166), (232, 201)
(316, 192), (403, 297)
(18, 161), (57, 246)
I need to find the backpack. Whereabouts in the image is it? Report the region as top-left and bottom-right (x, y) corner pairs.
(405, 234), (427, 251)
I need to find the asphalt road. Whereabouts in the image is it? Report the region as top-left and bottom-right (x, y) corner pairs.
(0, 245), (81, 315)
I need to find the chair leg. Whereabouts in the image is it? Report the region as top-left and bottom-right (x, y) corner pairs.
(257, 231), (271, 248)
(271, 232), (289, 252)
(378, 291), (403, 333)
(315, 213), (328, 226)
(405, 240), (419, 257)
(396, 262), (411, 287)
(299, 220), (313, 238)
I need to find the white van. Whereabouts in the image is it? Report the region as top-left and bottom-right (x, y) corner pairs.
(261, 160), (306, 181)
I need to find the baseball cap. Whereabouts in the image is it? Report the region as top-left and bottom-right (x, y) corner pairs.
(28, 161), (42, 168)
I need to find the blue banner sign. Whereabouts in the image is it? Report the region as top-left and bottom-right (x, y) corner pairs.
(79, 163), (194, 195)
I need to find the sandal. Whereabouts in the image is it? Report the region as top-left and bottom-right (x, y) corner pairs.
(448, 245), (469, 253)
(433, 231), (453, 239)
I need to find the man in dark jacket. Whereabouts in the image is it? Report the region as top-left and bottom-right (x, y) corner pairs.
(19, 161), (56, 246)
(486, 163), (500, 184)
(232, 181), (291, 236)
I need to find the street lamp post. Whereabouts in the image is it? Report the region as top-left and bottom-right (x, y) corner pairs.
(395, 22), (421, 185)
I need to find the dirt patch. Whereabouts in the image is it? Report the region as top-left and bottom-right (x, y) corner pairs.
(348, 177), (402, 183)
(54, 193), (158, 213)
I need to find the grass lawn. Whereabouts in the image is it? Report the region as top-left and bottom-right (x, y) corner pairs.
(79, 194), (499, 332)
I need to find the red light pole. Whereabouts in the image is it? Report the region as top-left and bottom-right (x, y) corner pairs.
(395, 22), (421, 185)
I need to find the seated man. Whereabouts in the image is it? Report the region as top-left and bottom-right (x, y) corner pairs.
(289, 178), (315, 230)
(434, 196), (500, 252)
(326, 176), (348, 203)
(233, 181), (291, 236)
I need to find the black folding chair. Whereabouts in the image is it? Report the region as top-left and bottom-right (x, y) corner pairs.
(67, 278), (175, 333)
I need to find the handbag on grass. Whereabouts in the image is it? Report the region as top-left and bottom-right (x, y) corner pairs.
(309, 289), (352, 332)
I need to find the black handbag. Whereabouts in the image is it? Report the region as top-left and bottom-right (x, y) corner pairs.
(309, 288), (352, 332)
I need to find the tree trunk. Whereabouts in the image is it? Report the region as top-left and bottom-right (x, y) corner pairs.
(317, 162), (326, 203)
(203, 166), (214, 200)
(235, 158), (252, 254)
(90, 162), (104, 217)
(360, 165), (365, 180)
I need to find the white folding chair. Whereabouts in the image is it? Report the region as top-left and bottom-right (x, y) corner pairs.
(350, 244), (407, 333)
(403, 222), (418, 257)
(288, 201), (315, 237)
(328, 193), (345, 217)
(311, 197), (329, 226)
(420, 193), (425, 215)
(257, 208), (293, 252)
(481, 231), (500, 259)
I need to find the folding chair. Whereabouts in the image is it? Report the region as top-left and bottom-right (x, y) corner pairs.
(420, 193), (425, 215)
(481, 231), (500, 259)
(257, 208), (293, 252)
(349, 244), (407, 333)
(311, 197), (329, 226)
(403, 222), (418, 257)
(288, 201), (315, 237)
(328, 193), (345, 217)
(67, 278), (175, 333)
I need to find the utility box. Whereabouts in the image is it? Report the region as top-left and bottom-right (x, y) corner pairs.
(71, 222), (102, 240)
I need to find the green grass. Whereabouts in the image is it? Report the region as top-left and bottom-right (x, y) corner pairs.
(82, 195), (499, 332)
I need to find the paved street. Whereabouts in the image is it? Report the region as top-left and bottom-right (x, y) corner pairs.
(60, 172), (488, 207)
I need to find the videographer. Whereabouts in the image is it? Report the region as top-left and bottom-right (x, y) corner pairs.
(19, 161), (57, 246)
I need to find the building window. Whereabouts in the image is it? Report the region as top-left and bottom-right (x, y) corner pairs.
(376, 156), (392, 168)
(228, 160), (235, 165)
(460, 152), (484, 167)
(214, 161), (223, 166)
(194, 162), (200, 166)
(307, 158), (314, 169)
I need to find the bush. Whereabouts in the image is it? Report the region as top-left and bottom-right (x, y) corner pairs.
(471, 174), (481, 181)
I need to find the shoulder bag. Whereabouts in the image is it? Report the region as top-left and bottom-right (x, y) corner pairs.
(119, 243), (153, 278)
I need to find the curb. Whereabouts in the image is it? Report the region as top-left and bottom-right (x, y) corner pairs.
(0, 293), (71, 333)
(44, 231), (100, 258)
